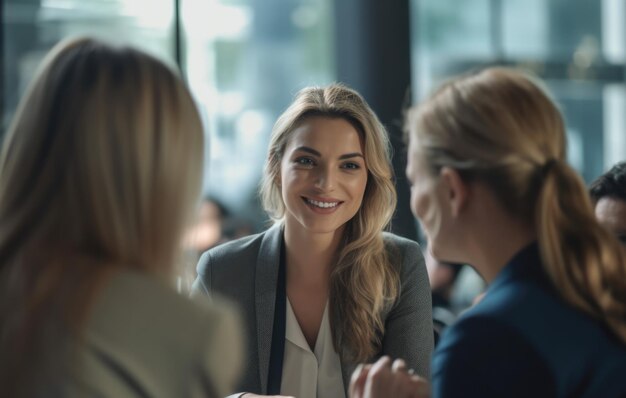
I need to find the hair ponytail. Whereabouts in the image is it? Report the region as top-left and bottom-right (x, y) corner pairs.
(537, 159), (626, 343)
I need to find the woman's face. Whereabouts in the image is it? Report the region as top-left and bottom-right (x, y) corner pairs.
(406, 131), (455, 260)
(279, 116), (368, 237)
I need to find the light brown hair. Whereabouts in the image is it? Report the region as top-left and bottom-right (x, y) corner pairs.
(260, 84), (399, 361)
(0, 37), (204, 394)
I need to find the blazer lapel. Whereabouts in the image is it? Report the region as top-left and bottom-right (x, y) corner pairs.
(341, 359), (356, 396)
(255, 223), (283, 393)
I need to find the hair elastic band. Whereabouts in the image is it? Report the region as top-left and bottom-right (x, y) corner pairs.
(541, 158), (559, 177)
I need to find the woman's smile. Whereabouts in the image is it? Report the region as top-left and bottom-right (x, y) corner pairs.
(302, 196), (343, 213)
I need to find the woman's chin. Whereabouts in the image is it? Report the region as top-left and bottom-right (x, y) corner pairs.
(429, 241), (455, 264)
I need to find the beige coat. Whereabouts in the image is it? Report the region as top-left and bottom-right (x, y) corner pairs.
(57, 269), (243, 397)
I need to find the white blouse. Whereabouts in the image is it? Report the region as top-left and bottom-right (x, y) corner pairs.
(280, 299), (345, 398)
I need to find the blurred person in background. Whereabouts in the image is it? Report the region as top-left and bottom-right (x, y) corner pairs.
(185, 196), (232, 255)
(351, 67), (626, 397)
(185, 195), (254, 255)
(589, 161), (626, 246)
(192, 84), (433, 398)
(0, 37), (242, 397)
(181, 196), (231, 290)
(181, 195), (254, 292)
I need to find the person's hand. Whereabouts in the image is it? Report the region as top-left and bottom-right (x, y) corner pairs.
(349, 356), (430, 398)
(349, 363), (373, 398)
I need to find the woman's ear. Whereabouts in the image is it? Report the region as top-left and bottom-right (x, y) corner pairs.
(271, 155), (282, 188)
(439, 167), (470, 217)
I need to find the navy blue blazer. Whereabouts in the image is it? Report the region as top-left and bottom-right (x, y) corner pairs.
(433, 243), (626, 397)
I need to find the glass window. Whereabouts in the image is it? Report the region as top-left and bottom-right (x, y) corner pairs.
(2, 0), (176, 132)
(182, 0), (335, 230)
(2, 0), (335, 232)
(411, 0), (626, 182)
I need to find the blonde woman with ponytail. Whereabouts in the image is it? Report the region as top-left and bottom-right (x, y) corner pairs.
(192, 84), (434, 398)
(351, 67), (626, 397)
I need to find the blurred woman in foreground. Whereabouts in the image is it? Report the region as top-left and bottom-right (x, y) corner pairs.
(0, 38), (242, 397)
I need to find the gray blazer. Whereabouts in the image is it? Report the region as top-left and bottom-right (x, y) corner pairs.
(192, 223), (433, 395)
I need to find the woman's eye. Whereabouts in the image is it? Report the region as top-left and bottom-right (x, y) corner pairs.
(342, 162), (361, 170)
(295, 157), (315, 166)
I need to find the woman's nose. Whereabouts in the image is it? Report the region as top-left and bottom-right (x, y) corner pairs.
(314, 166), (335, 191)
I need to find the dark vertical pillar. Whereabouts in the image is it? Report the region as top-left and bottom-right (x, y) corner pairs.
(1, 0), (5, 137)
(1, 0), (41, 140)
(489, 0), (504, 59)
(334, 0), (417, 241)
(173, 0), (185, 81)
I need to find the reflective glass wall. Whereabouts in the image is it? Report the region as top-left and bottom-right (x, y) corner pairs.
(2, 0), (176, 128)
(182, 0), (335, 227)
(2, 0), (335, 232)
(3, 0), (625, 236)
(411, 0), (626, 182)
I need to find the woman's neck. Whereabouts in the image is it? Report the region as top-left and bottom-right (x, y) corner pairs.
(463, 185), (536, 283)
(283, 220), (343, 283)
(470, 224), (535, 283)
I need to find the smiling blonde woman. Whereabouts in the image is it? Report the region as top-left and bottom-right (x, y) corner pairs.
(192, 84), (433, 398)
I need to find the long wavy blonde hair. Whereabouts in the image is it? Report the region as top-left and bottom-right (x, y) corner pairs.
(406, 67), (626, 343)
(0, 38), (204, 395)
(260, 84), (399, 361)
